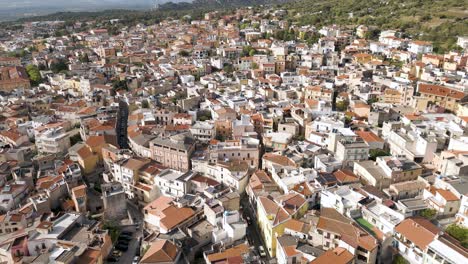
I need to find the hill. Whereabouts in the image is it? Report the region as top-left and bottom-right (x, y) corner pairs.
(282, 0), (467, 52)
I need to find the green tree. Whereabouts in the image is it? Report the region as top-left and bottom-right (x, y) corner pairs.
(336, 101), (349, 112)
(79, 53), (90, 63)
(25, 65), (42, 86)
(50, 59), (68, 73)
(369, 149), (391, 161)
(445, 224), (468, 248)
(141, 99), (149, 109)
(393, 255), (409, 264)
(112, 79), (128, 91)
(420, 209), (437, 220)
(179, 50), (190, 57)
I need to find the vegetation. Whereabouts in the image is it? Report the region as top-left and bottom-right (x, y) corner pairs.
(112, 79), (128, 91)
(141, 99), (150, 109)
(355, 217), (376, 236)
(369, 149), (391, 161)
(69, 133), (82, 146)
(25, 65), (42, 86)
(198, 110), (212, 121)
(419, 208), (437, 220)
(336, 101), (349, 112)
(50, 59), (68, 73)
(445, 224), (468, 248)
(392, 255), (409, 264)
(103, 222), (120, 243)
(3, 1), (463, 54)
(283, 0), (467, 53)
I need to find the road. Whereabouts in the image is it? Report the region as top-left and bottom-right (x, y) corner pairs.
(113, 225), (140, 264)
(240, 195), (271, 263)
(106, 201), (144, 264)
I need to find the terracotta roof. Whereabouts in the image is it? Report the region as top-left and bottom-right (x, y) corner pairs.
(435, 188), (459, 202)
(77, 146), (94, 159)
(206, 243), (249, 263)
(283, 218), (310, 234)
(310, 247), (354, 264)
(72, 185), (87, 198)
(258, 196), (290, 226)
(419, 83), (465, 100)
(395, 217), (439, 250)
(356, 131), (384, 143)
(262, 153), (296, 167)
(317, 208), (378, 251)
(140, 239), (179, 263)
(333, 169), (359, 184)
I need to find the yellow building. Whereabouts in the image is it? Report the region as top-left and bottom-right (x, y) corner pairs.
(76, 145), (99, 175)
(256, 193), (308, 257)
(417, 83), (465, 112)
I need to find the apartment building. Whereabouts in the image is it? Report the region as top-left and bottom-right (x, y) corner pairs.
(150, 132), (195, 172)
(35, 127), (71, 154)
(208, 137), (260, 168)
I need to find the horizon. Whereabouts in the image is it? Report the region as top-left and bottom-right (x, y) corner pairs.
(0, 0), (193, 21)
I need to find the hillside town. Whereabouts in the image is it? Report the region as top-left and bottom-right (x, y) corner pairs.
(0, 6), (467, 264)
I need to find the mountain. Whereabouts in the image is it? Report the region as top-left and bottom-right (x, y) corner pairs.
(0, 0), (191, 21)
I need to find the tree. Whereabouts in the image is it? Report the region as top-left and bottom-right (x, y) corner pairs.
(79, 53), (90, 63)
(445, 224), (468, 248)
(50, 59), (68, 73)
(336, 101), (349, 112)
(25, 65), (42, 86)
(112, 79), (128, 91)
(369, 149), (391, 161)
(179, 50), (190, 57)
(141, 99), (149, 109)
(420, 209), (437, 220)
(392, 255), (409, 264)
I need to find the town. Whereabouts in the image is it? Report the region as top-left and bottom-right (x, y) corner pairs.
(0, 4), (467, 264)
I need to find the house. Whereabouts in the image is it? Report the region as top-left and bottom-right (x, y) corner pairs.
(0, 66), (31, 92)
(35, 127), (71, 155)
(393, 217), (440, 264)
(140, 239), (182, 264)
(71, 184), (87, 213)
(311, 208), (378, 264)
(256, 196), (291, 257)
(204, 243), (250, 264)
(409, 41), (433, 54)
(355, 131), (385, 150)
(310, 247), (354, 264)
(423, 187), (461, 217)
(190, 121), (215, 142)
(150, 132), (195, 172)
(416, 83), (465, 112)
(353, 156), (422, 189)
(143, 195), (199, 234)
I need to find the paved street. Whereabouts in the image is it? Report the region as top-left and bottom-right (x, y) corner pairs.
(113, 226), (140, 264)
(106, 201), (144, 264)
(241, 195), (271, 263)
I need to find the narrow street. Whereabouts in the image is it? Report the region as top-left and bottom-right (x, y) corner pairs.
(241, 195), (271, 263)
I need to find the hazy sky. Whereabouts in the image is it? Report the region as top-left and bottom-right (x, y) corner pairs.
(0, 0), (192, 8)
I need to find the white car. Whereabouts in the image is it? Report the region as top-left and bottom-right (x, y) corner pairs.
(132, 256), (140, 264)
(258, 246), (267, 257)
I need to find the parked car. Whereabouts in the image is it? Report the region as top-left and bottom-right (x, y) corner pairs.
(107, 256), (119, 262)
(112, 250), (122, 257)
(121, 231), (133, 236)
(119, 234), (132, 241)
(259, 246), (266, 257)
(117, 240), (129, 246)
(132, 256), (140, 264)
(116, 244), (128, 251)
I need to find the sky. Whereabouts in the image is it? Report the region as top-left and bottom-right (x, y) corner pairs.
(0, 0), (192, 20)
